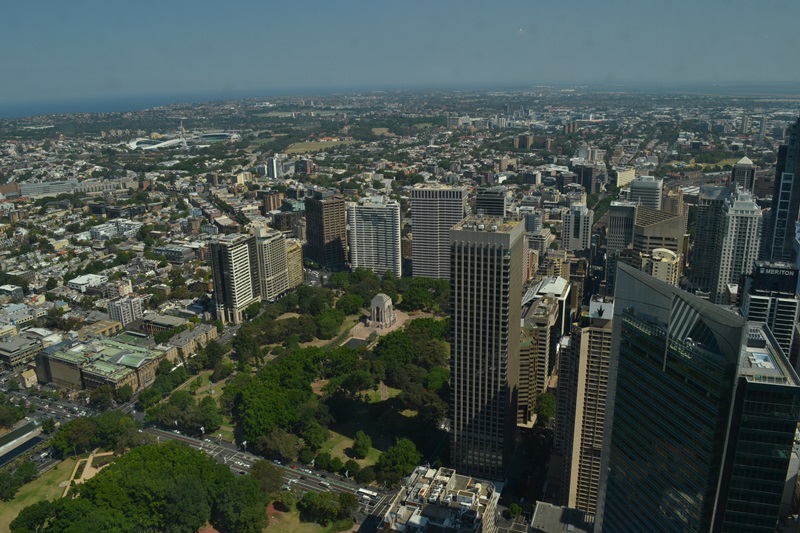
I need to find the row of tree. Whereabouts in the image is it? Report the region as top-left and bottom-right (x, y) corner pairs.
(135, 359), (190, 410)
(0, 461), (38, 501)
(50, 411), (148, 457)
(0, 392), (27, 429)
(145, 390), (223, 436)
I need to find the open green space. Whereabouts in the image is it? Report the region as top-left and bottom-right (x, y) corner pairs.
(266, 505), (327, 533)
(0, 457), (78, 532)
(217, 415), (236, 442)
(285, 140), (358, 154)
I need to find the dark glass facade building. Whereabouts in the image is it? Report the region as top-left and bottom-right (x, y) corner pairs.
(597, 264), (800, 532)
(717, 326), (800, 531)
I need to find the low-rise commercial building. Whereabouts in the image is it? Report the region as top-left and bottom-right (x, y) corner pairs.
(142, 313), (188, 336)
(0, 335), (42, 372)
(168, 324), (219, 358)
(380, 466), (499, 533)
(67, 274), (108, 293)
(35, 338), (165, 392)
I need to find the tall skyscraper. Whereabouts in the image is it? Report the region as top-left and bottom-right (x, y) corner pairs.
(598, 263), (745, 531)
(286, 240), (304, 289)
(107, 295), (144, 326)
(713, 189), (762, 303)
(597, 263), (800, 532)
(606, 203), (686, 295)
(450, 216), (523, 479)
(731, 156), (755, 191)
(561, 204), (594, 252)
(715, 324), (800, 531)
(411, 184), (467, 279)
(518, 296), (559, 426)
(691, 185), (732, 295)
(347, 197), (402, 277)
(741, 261), (800, 361)
(304, 190), (347, 270)
(255, 227), (289, 302)
(209, 234), (259, 324)
(556, 295), (614, 515)
(475, 186), (508, 217)
(628, 175), (663, 210)
(605, 202), (637, 255)
(764, 116), (800, 262)
(266, 156), (282, 179)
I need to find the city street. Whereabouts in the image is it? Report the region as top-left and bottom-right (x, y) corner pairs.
(144, 427), (395, 518)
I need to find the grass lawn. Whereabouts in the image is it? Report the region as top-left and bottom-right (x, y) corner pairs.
(0, 457), (78, 532)
(366, 386), (400, 403)
(413, 122), (434, 129)
(320, 429), (380, 468)
(285, 140), (358, 154)
(217, 416), (236, 442)
(204, 381), (226, 403)
(371, 127), (390, 136)
(266, 504), (328, 533)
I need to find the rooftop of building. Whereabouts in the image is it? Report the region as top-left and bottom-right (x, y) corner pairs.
(453, 216), (520, 234)
(411, 183), (466, 190)
(142, 313), (187, 328)
(632, 175), (662, 184)
(212, 233), (251, 244)
(82, 359), (134, 381)
(522, 296), (558, 322)
(355, 196), (399, 207)
(739, 323), (800, 386)
(635, 205), (679, 227)
(0, 335), (40, 353)
(530, 502), (594, 533)
(523, 277), (570, 305)
(45, 337), (162, 370)
(68, 273), (107, 284)
(381, 466), (498, 533)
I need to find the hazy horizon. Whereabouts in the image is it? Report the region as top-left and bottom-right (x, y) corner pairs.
(3, 0), (799, 118)
(2, 80), (800, 120)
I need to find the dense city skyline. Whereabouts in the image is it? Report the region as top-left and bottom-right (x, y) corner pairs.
(2, 0), (800, 117)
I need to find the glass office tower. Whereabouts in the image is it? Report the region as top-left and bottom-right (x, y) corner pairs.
(597, 263), (745, 532)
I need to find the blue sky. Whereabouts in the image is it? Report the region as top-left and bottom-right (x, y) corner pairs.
(2, 0), (798, 106)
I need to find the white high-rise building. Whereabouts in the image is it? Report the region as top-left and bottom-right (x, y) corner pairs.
(561, 204), (594, 252)
(209, 234), (259, 324)
(255, 227), (289, 302)
(629, 176), (663, 210)
(107, 295), (144, 326)
(411, 184), (467, 279)
(714, 189), (762, 304)
(266, 157), (282, 179)
(347, 197), (402, 277)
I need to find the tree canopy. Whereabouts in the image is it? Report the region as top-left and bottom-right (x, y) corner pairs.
(12, 442), (268, 533)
